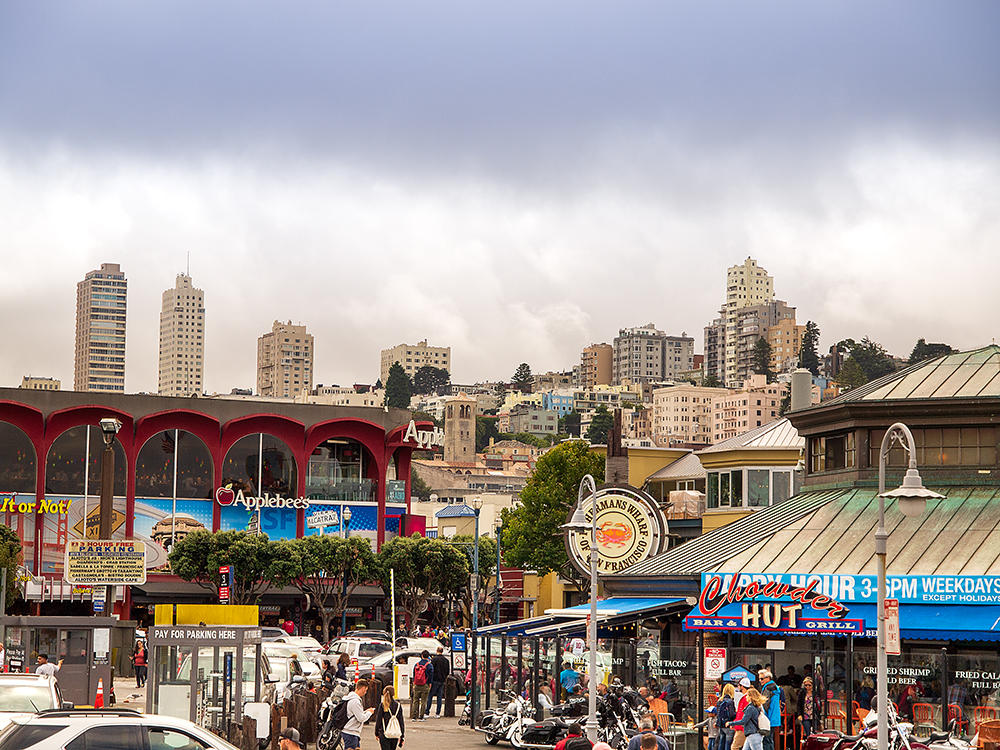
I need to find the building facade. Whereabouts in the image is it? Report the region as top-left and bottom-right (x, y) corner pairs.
(651, 383), (728, 447)
(506, 403), (558, 438)
(257, 321), (314, 398)
(580, 343), (613, 388)
(613, 324), (695, 385)
(73, 263), (127, 393)
(380, 340), (451, 385)
(157, 274), (206, 397)
(768, 317), (805, 375)
(20, 377), (60, 391)
(735, 299), (797, 382)
(711, 375), (786, 443)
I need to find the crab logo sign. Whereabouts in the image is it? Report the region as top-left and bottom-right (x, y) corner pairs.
(564, 484), (667, 577)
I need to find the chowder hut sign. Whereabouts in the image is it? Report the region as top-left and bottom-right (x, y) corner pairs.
(564, 484), (667, 577)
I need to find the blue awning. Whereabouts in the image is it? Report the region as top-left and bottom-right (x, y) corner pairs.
(856, 604), (1000, 642)
(546, 597), (689, 619)
(476, 597), (689, 638)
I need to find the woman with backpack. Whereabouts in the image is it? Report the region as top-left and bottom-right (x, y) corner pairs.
(374, 685), (405, 750)
(717, 683), (737, 750)
(733, 688), (765, 750)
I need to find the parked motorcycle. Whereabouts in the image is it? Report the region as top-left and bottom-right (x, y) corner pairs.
(803, 700), (929, 750)
(317, 678), (353, 750)
(476, 689), (535, 745)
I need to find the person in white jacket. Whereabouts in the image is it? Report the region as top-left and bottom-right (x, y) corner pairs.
(343, 679), (375, 750)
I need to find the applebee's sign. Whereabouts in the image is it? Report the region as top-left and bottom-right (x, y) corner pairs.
(403, 420), (445, 449)
(215, 485), (312, 510)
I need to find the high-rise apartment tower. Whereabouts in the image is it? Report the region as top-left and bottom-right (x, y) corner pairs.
(74, 263), (127, 392)
(158, 274), (206, 397)
(612, 324), (695, 385)
(257, 321), (314, 398)
(380, 340), (450, 385)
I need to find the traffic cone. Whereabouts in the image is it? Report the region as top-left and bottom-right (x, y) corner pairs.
(95, 678), (104, 709)
(354, 661), (359, 682)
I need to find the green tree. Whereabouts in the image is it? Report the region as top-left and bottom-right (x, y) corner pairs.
(703, 373), (721, 389)
(585, 405), (614, 444)
(378, 535), (470, 628)
(476, 415), (502, 452)
(559, 411), (581, 437)
(450, 534), (498, 626)
(494, 382), (507, 411)
(511, 363), (533, 394)
(412, 366), (451, 395)
(846, 336), (896, 382)
(383, 362), (413, 409)
(271, 535), (381, 642)
(410, 466), (432, 501)
(0, 526), (22, 609)
(752, 337), (774, 381)
(835, 358), (868, 390)
(908, 339), (954, 364)
(168, 530), (282, 605)
(799, 321), (821, 376)
(502, 440), (605, 579)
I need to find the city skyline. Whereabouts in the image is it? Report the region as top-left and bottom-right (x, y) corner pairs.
(1, 2), (998, 393)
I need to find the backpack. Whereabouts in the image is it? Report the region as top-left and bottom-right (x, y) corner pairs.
(330, 699), (351, 731)
(565, 736), (593, 750)
(716, 697), (735, 729)
(414, 661), (428, 686)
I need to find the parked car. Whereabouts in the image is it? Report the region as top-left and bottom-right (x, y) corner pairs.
(337, 629), (391, 643)
(0, 674), (72, 731)
(355, 649), (424, 685)
(325, 638), (393, 665)
(395, 636), (448, 654)
(271, 635), (324, 663)
(0, 708), (241, 750)
(261, 627), (286, 641)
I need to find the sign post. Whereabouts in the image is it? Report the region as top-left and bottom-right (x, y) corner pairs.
(885, 598), (901, 655)
(219, 565), (233, 604)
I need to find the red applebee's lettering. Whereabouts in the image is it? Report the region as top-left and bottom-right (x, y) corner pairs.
(699, 574), (850, 619)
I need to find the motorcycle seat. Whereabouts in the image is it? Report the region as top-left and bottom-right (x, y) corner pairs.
(833, 732), (865, 742)
(928, 733), (950, 743)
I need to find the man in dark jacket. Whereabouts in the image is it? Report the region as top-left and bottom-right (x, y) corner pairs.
(426, 646), (451, 718)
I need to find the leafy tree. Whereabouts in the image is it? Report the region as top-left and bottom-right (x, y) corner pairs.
(585, 405), (614, 444)
(835, 358), (868, 390)
(511, 363), (533, 394)
(378, 535), (470, 628)
(476, 415), (502, 452)
(412, 366), (451, 396)
(752, 337), (774, 381)
(0, 526), (22, 609)
(374, 378), (383, 389)
(168, 530), (282, 605)
(450, 534), (498, 627)
(383, 362), (413, 409)
(270, 535), (381, 642)
(559, 411), (581, 437)
(410, 466), (432, 501)
(502, 440), (605, 579)
(846, 336), (896, 382)
(908, 339), (954, 364)
(494, 382), (507, 411)
(502, 432), (551, 449)
(799, 321), (821, 376)
(703, 373), (721, 389)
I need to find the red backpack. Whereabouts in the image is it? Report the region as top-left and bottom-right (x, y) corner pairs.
(414, 661), (428, 686)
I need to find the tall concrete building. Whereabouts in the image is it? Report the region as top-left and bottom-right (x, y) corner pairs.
(257, 321), (314, 398)
(704, 258), (776, 388)
(651, 383), (728, 447)
(380, 340), (450, 385)
(158, 274), (206, 397)
(580, 343), (613, 388)
(612, 324), (694, 385)
(74, 263), (127, 392)
(735, 300), (797, 382)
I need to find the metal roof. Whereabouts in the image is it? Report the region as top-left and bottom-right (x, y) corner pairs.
(698, 417), (803, 454)
(647, 452), (705, 480)
(435, 503), (477, 518)
(818, 345), (1000, 408)
(615, 485), (1000, 579)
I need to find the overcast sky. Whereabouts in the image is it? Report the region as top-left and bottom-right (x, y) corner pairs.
(2, 1), (998, 393)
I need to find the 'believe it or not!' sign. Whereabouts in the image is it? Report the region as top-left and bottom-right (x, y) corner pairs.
(705, 648), (726, 679)
(65, 540), (147, 585)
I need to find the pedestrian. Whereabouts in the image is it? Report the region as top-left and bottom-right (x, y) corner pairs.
(133, 640), (148, 688)
(626, 717), (669, 750)
(796, 677), (818, 737)
(728, 678), (752, 750)
(343, 678), (375, 750)
(35, 654), (62, 678)
(717, 683), (737, 750)
(758, 669), (781, 750)
(733, 689), (765, 750)
(282, 616), (297, 636)
(375, 685), (405, 750)
(692, 706), (719, 750)
(279, 728), (304, 750)
(560, 662), (580, 701)
(410, 650), (434, 721)
(554, 723), (592, 750)
(336, 652), (351, 681)
(426, 646), (450, 718)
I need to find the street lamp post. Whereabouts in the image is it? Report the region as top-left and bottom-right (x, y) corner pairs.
(560, 475), (599, 742)
(98, 417), (121, 617)
(875, 423), (944, 750)
(472, 496), (483, 632)
(341, 507), (352, 636)
(494, 515), (503, 625)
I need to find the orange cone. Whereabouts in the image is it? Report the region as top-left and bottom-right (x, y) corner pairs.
(354, 660), (359, 682)
(95, 678), (104, 709)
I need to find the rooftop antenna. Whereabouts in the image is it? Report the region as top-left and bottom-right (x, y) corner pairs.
(186, 252), (190, 277)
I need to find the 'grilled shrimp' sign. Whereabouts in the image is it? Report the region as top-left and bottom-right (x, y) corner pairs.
(564, 485), (667, 577)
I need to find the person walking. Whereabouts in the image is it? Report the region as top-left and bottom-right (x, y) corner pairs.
(410, 650), (434, 721)
(796, 677), (819, 738)
(279, 728), (304, 750)
(717, 683), (737, 750)
(728, 677), (752, 750)
(375, 685), (405, 750)
(133, 640), (148, 688)
(426, 646), (450, 718)
(758, 669), (782, 750)
(733, 689), (765, 750)
(336, 653), (351, 681)
(626, 717), (669, 750)
(343, 678), (375, 750)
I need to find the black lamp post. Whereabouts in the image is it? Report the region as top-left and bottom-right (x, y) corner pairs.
(98, 417), (121, 616)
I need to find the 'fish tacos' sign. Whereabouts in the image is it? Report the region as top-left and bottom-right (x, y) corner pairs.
(564, 484), (667, 577)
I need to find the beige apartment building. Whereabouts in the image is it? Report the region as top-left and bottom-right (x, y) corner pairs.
(768, 317), (805, 375)
(158, 274), (206, 397)
(20, 376), (60, 390)
(651, 383), (728, 447)
(380, 340), (450, 384)
(74, 262), (127, 392)
(711, 375), (786, 443)
(612, 323), (695, 385)
(580, 343), (613, 388)
(257, 321), (314, 398)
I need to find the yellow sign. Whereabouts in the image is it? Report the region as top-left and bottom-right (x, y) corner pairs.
(72, 505), (126, 539)
(64, 540), (147, 585)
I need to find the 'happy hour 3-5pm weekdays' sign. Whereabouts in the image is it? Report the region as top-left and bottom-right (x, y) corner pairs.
(64, 540), (147, 585)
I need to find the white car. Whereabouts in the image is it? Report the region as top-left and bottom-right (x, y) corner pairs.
(271, 635), (324, 662)
(0, 708), (240, 750)
(0, 674), (71, 732)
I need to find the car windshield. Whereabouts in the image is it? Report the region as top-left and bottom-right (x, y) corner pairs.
(0, 723), (67, 750)
(0, 686), (56, 713)
(367, 651), (394, 668)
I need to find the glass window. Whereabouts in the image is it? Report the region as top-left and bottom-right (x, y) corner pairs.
(45, 426), (125, 497)
(136, 431), (213, 499)
(748, 470), (769, 507)
(0, 423), (35, 493)
(222, 434), (296, 497)
(0, 724), (69, 750)
(773, 472), (791, 504)
(66, 725), (141, 750)
(731, 470), (743, 506)
(720, 472), (731, 507)
(147, 728), (210, 750)
(811, 433), (855, 473)
(707, 473), (719, 509)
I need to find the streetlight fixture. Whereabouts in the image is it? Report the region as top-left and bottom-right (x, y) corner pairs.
(98, 417), (121, 617)
(875, 423), (944, 750)
(494, 515), (503, 625)
(560, 474), (598, 743)
(472, 495), (483, 632)
(341, 507), (352, 635)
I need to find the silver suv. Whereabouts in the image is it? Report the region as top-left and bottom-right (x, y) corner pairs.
(0, 674), (71, 731)
(0, 708), (239, 750)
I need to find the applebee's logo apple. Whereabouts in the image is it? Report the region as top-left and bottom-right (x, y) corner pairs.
(216, 485), (236, 506)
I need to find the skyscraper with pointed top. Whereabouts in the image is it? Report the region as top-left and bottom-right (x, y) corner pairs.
(158, 274), (206, 396)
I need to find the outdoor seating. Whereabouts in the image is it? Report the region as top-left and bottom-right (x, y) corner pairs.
(827, 700), (847, 733)
(912, 703), (936, 736)
(978, 719), (1000, 750)
(949, 704), (968, 734)
(974, 707), (998, 735)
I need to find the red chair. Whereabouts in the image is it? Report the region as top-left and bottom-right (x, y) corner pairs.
(827, 700), (847, 732)
(949, 704), (968, 734)
(975, 707), (998, 734)
(782, 709), (798, 750)
(912, 703), (935, 736)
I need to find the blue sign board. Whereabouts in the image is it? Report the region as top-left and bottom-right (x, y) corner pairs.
(722, 666), (753, 684)
(451, 633), (467, 652)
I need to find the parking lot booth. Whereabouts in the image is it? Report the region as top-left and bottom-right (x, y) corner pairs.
(147, 624), (265, 734)
(0, 615), (137, 708)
